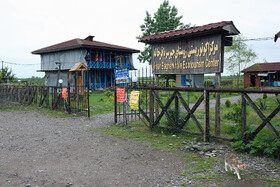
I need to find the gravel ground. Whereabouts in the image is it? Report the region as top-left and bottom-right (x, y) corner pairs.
(0, 93), (279, 187)
(0, 111), (189, 187)
(0, 111), (279, 187)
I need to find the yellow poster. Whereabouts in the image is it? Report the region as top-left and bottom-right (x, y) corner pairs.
(130, 91), (140, 110)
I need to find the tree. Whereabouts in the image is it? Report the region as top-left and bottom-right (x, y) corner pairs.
(137, 0), (190, 86)
(0, 66), (15, 82)
(225, 35), (257, 88)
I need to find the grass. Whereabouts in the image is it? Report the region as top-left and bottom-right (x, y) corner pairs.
(0, 104), (76, 118)
(92, 121), (195, 152)
(91, 121), (280, 186)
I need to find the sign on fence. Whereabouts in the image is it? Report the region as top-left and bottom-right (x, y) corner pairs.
(115, 68), (129, 84)
(62, 88), (67, 98)
(117, 88), (125, 102)
(130, 91), (140, 110)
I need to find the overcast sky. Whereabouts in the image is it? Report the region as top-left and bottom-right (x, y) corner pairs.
(0, 0), (279, 78)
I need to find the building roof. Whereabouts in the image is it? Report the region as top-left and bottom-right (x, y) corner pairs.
(242, 62), (280, 72)
(139, 21), (240, 44)
(274, 31), (280, 42)
(32, 36), (140, 54)
(69, 62), (89, 72)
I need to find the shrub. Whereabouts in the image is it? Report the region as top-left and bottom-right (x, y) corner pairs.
(225, 99), (231, 108)
(193, 94), (198, 100)
(223, 104), (242, 124)
(232, 134), (280, 159)
(258, 99), (267, 110)
(165, 109), (185, 128)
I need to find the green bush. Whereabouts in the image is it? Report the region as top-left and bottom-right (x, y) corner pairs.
(232, 134), (280, 159)
(225, 99), (231, 108)
(165, 109), (185, 128)
(223, 104), (242, 124)
(258, 99), (267, 110)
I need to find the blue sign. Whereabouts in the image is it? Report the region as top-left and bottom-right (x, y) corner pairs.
(115, 68), (129, 84)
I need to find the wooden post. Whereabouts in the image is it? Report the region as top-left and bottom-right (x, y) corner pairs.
(204, 90), (210, 142)
(67, 78), (71, 114)
(155, 74), (159, 118)
(114, 87), (117, 124)
(241, 93), (247, 142)
(37, 87), (40, 105)
(215, 73), (221, 136)
(149, 89), (154, 129)
(175, 91), (179, 127)
(87, 68), (90, 118)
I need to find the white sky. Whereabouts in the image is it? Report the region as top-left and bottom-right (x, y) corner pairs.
(0, 0), (279, 78)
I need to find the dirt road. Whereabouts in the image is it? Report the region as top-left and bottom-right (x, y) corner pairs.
(0, 111), (188, 187)
(0, 110), (279, 187)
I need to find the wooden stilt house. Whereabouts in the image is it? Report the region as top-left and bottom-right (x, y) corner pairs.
(32, 35), (139, 89)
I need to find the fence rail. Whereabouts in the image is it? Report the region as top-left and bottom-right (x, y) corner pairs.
(0, 84), (89, 117)
(115, 85), (280, 142)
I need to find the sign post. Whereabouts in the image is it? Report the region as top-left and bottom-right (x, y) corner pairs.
(130, 91), (140, 110)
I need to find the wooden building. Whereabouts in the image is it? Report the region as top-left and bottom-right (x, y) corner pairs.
(242, 62), (280, 88)
(32, 35), (139, 89)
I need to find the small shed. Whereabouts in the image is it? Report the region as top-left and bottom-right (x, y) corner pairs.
(242, 62), (280, 88)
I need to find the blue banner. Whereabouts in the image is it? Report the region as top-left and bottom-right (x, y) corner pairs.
(115, 68), (129, 84)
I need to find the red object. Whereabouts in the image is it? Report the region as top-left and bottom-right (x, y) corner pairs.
(117, 88), (125, 102)
(242, 62), (280, 72)
(62, 88), (67, 98)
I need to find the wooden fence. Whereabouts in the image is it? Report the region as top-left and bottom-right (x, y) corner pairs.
(115, 86), (280, 142)
(0, 85), (89, 117)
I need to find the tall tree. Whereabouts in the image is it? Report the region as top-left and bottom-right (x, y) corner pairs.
(0, 66), (15, 82)
(225, 35), (257, 88)
(137, 0), (190, 86)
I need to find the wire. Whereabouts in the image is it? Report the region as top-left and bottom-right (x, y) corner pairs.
(1, 60), (39, 66)
(237, 37), (274, 42)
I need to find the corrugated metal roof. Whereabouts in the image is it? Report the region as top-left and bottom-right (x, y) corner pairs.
(32, 37), (140, 54)
(139, 21), (240, 44)
(242, 62), (280, 72)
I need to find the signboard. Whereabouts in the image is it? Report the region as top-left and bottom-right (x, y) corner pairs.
(151, 35), (223, 74)
(62, 88), (67, 98)
(116, 88), (125, 102)
(115, 68), (129, 84)
(130, 91), (140, 110)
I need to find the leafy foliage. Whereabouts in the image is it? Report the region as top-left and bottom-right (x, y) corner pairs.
(0, 66), (15, 81)
(223, 104), (242, 124)
(225, 99), (231, 108)
(137, 0), (190, 64)
(225, 35), (257, 88)
(232, 134), (280, 159)
(258, 99), (267, 110)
